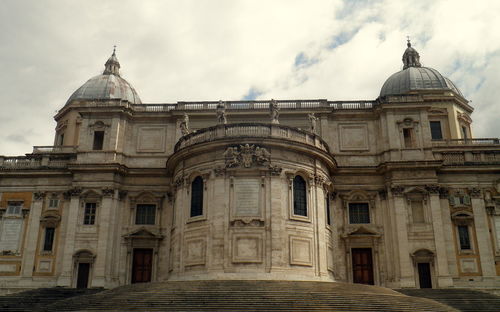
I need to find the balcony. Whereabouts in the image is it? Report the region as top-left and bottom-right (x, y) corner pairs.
(32, 146), (77, 154)
(0, 156), (70, 170)
(175, 123), (330, 153)
(431, 138), (500, 146)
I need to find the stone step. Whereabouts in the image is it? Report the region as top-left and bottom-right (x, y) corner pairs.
(397, 289), (500, 312)
(39, 281), (455, 311)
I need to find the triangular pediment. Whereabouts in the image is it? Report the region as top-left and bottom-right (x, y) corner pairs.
(347, 226), (379, 236)
(123, 227), (164, 240)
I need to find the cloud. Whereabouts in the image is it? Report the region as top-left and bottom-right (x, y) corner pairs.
(0, 0), (499, 156)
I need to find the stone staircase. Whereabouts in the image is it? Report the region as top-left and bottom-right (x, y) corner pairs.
(37, 280), (456, 311)
(0, 287), (103, 312)
(397, 288), (500, 312)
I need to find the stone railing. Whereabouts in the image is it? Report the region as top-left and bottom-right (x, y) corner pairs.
(434, 150), (500, 165)
(32, 146), (77, 154)
(175, 123), (330, 153)
(130, 99), (377, 112)
(432, 138), (500, 146)
(0, 156), (70, 169)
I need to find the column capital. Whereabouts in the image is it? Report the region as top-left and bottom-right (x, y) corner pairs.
(33, 192), (46, 201)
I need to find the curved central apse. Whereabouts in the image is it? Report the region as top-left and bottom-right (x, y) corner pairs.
(166, 123), (336, 281)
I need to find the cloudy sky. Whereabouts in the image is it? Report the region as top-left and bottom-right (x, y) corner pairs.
(1, 0), (499, 156)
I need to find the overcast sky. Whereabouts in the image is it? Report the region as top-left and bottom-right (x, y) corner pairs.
(1, 0), (499, 156)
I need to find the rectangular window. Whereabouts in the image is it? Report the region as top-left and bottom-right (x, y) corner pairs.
(411, 200), (425, 223)
(83, 203), (97, 225)
(58, 133), (65, 146)
(403, 128), (414, 148)
(43, 227), (55, 251)
(93, 131), (104, 150)
(48, 199), (59, 209)
(458, 225), (471, 250)
(429, 121), (443, 140)
(6, 202), (22, 215)
(135, 204), (156, 225)
(349, 203), (370, 224)
(461, 126), (468, 139)
(325, 195), (331, 226)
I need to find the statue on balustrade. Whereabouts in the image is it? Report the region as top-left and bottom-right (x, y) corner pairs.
(270, 99), (279, 124)
(179, 113), (190, 136)
(216, 100), (227, 124)
(308, 113), (318, 134)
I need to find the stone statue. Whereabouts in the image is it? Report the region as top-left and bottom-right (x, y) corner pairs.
(179, 113), (190, 136)
(223, 146), (239, 168)
(255, 146), (271, 164)
(308, 113), (317, 134)
(216, 100), (227, 124)
(269, 99), (279, 124)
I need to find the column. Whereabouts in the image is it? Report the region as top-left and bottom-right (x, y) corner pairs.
(21, 192), (44, 279)
(471, 190), (496, 278)
(391, 187), (415, 287)
(57, 188), (81, 286)
(92, 189), (115, 287)
(428, 189), (453, 287)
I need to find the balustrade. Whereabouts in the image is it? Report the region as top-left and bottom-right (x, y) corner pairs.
(175, 123), (329, 153)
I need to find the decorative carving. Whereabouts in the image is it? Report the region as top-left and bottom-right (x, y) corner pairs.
(268, 165), (282, 176)
(223, 144), (270, 168)
(216, 100), (227, 124)
(308, 113), (318, 134)
(469, 188), (482, 199)
(174, 176), (184, 188)
(378, 190), (387, 200)
(179, 113), (190, 136)
(102, 188), (115, 197)
(425, 185), (440, 194)
(314, 174), (325, 185)
(33, 192), (46, 201)
(269, 99), (279, 124)
(330, 191), (338, 200)
(213, 167), (226, 177)
(391, 186), (405, 196)
(230, 219), (264, 227)
(439, 187), (449, 199)
(64, 187), (82, 199)
(118, 190), (128, 201)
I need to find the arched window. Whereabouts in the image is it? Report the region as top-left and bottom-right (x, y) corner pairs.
(293, 175), (307, 216)
(190, 176), (204, 217)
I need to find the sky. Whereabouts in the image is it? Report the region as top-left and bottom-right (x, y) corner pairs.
(0, 0), (499, 156)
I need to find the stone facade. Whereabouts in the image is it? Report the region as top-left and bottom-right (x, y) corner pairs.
(0, 46), (499, 291)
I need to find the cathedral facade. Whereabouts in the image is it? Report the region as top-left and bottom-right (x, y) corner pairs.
(0, 43), (499, 291)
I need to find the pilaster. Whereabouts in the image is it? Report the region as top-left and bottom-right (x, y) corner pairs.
(471, 191), (496, 278)
(428, 188), (453, 287)
(391, 187), (415, 287)
(57, 188), (82, 286)
(21, 192), (44, 279)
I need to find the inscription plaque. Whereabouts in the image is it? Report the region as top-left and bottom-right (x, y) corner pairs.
(0, 219), (23, 252)
(234, 179), (260, 216)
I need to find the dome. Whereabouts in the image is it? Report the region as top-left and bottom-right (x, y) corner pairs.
(380, 40), (463, 98)
(66, 49), (142, 105)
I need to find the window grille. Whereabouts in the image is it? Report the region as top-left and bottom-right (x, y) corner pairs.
(349, 203), (370, 224)
(293, 176), (307, 216)
(136, 204), (156, 225)
(325, 194), (331, 225)
(190, 176), (203, 217)
(83, 203), (97, 225)
(429, 121), (443, 140)
(43, 227), (55, 251)
(458, 225), (471, 250)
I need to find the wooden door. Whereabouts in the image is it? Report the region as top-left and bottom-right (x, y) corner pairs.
(132, 248), (153, 283)
(418, 263), (432, 288)
(352, 248), (374, 285)
(76, 263), (90, 289)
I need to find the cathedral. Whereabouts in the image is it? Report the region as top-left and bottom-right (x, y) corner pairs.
(0, 41), (499, 293)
